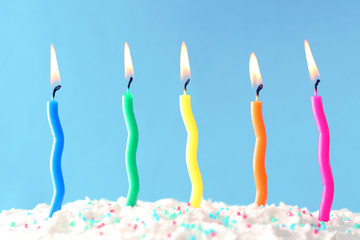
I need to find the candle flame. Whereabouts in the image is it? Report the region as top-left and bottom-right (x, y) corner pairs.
(249, 52), (262, 87)
(124, 42), (134, 80)
(50, 44), (61, 86)
(304, 40), (320, 81)
(180, 41), (191, 82)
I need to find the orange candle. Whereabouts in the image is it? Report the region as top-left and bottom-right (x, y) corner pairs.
(249, 53), (267, 206)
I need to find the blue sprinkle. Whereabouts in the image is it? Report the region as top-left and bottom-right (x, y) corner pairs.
(289, 223), (295, 230)
(190, 236), (196, 240)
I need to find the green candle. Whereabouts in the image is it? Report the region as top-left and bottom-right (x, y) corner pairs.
(123, 42), (139, 207)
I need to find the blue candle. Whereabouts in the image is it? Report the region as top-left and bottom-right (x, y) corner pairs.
(48, 44), (65, 218)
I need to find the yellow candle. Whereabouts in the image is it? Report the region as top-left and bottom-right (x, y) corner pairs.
(179, 42), (203, 208)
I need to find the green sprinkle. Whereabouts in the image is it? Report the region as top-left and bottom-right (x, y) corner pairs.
(84, 225), (89, 230)
(88, 201), (92, 205)
(300, 224), (305, 227)
(169, 213), (177, 220)
(33, 220), (37, 225)
(296, 212), (301, 217)
(141, 234), (146, 239)
(164, 210), (169, 215)
(69, 221), (75, 227)
(78, 213), (82, 217)
(113, 218), (120, 223)
(353, 224), (360, 229)
(196, 225), (202, 231)
(346, 229), (352, 234)
(271, 218), (278, 222)
(10, 222), (16, 227)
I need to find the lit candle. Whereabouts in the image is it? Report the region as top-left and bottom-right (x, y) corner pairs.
(179, 42), (203, 208)
(249, 53), (267, 206)
(48, 44), (65, 217)
(123, 42), (139, 207)
(304, 40), (334, 222)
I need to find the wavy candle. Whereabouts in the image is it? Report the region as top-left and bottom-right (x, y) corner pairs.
(305, 40), (334, 222)
(249, 53), (267, 206)
(123, 42), (139, 207)
(48, 44), (65, 218)
(179, 42), (203, 208)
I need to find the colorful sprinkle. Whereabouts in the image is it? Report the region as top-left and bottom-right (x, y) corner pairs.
(353, 224), (360, 229)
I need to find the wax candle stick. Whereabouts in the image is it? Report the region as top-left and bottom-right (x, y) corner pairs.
(123, 42), (139, 207)
(305, 40), (334, 222)
(179, 42), (203, 208)
(249, 53), (267, 206)
(48, 44), (65, 218)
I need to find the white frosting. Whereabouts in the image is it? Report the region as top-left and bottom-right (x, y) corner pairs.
(0, 198), (359, 239)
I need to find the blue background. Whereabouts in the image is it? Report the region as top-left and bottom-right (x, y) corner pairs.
(0, 0), (359, 213)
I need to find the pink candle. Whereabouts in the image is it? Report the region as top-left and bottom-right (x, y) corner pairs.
(305, 40), (334, 222)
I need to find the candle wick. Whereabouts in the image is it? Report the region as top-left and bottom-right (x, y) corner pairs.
(52, 85), (62, 99)
(184, 79), (190, 93)
(127, 77), (133, 90)
(315, 79), (320, 95)
(256, 84), (263, 100)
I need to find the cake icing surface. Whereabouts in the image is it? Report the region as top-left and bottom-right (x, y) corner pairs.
(0, 197), (359, 240)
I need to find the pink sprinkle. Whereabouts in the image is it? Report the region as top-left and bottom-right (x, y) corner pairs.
(167, 233), (171, 238)
(25, 224), (28, 228)
(310, 214), (313, 217)
(302, 210), (306, 214)
(288, 212), (293, 217)
(237, 211), (241, 216)
(100, 232), (104, 235)
(177, 206), (181, 211)
(134, 224), (138, 230)
(110, 209), (115, 213)
(243, 214), (247, 219)
(173, 221), (176, 225)
(97, 223), (105, 229)
(211, 231), (216, 237)
(247, 224), (251, 228)
(316, 223), (321, 228)
(313, 229), (319, 234)
(187, 202), (191, 206)
(108, 203), (111, 206)
(37, 226), (41, 230)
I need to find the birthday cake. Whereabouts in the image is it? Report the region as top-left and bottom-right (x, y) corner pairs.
(0, 198), (359, 240)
